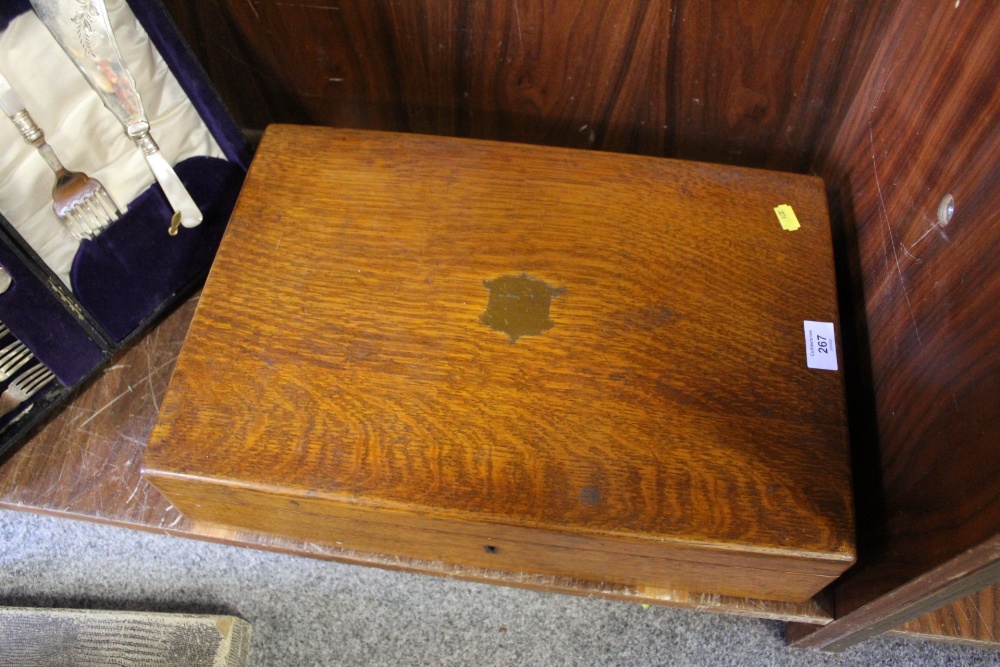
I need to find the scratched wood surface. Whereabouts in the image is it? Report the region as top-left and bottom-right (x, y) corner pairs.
(786, 0), (1000, 650)
(892, 584), (1000, 649)
(817, 0), (1000, 614)
(161, 0), (866, 172)
(144, 126), (853, 603)
(0, 295), (835, 625)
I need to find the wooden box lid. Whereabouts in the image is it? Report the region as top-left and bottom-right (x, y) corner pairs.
(145, 126), (854, 601)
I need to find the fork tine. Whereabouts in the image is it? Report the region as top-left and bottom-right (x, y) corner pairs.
(0, 345), (31, 378)
(0, 324), (8, 339)
(81, 200), (110, 233)
(88, 194), (115, 229)
(0, 339), (25, 361)
(0, 347), (32, 380)
(20, 366), (55, 396)
(75, 203), (103, 237)
(61, 208), (89, 241)
(95, 186), (121, 218)
(0, 364), (55, 419)
(12, 363), (45, 386)
(73, 207), (98, 239)
(93, 192), (117, 221)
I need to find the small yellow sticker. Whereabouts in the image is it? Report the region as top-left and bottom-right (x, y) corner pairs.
(774, 204), (801, 231)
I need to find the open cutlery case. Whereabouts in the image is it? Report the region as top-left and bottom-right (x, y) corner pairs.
(0, 0), (250, 456)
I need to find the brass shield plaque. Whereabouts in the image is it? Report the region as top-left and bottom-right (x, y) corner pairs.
(480, 274), (565, 343)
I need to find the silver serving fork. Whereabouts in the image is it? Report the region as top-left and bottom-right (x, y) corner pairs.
(0, 71), (120, 240)
(0, 338), (33, 381)
(0, 364), (55, 419)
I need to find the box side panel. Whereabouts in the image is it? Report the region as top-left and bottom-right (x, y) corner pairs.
(146, 473), (848, 603)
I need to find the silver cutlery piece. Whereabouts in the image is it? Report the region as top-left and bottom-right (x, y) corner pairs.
(0, 338), (33, 382)
(31, 0), (203, 230)
(0, 363), (55, 420)
(0, 324), (9, 339)
(0, 71), (120, 240)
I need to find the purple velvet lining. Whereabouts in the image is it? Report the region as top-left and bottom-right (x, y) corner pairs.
(132, 0), (253, 170)
(0, 239), (104, 386)
(72, 156), (244, 341)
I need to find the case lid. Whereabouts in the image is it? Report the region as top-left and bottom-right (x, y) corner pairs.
(147, 126), (854, 565)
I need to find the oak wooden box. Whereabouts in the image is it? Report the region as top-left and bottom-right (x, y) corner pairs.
(144, 125), (855, 602)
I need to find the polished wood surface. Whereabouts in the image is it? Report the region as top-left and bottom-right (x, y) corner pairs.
(144, 126), (853, 602)
(0, 294), (835, 624)
(162, 0), (868, 172)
